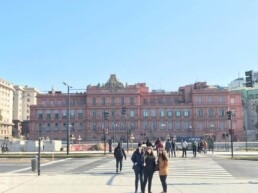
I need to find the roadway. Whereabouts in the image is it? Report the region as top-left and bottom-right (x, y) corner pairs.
(1, 151), (258, 193)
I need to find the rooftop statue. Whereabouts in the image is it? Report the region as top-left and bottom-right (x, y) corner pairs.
(103, 74), (124, 89)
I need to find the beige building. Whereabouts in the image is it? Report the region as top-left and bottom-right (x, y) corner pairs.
(0, 78), (14, 140)
(13, 85), (40, 137)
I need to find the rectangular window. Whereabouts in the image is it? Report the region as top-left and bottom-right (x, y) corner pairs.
(168, 121), (173, 130)
(184, 121), (190, 129)
(219, 121), (225, 129)
(111, 97), (115, 105)
(92, 123), (96, 131)
(208, 96), (213, 103)
(102, 97), (105, 105)
(158, 97), (163, 105)
(92, 111), (96, 118)
(151, 109), (156, 117)
(70, 110), (75, 119)
(176, 121), (181, 130)
(176, 110), (181, 117)
(184, 109), (189, 117)
(78, 110), (83, 119)
(160, 122), (166, 129)
(231, 98), (235, 104)
(130, 110), (135, 118)
(152, 121), (157, 130)
(112, 110), (115, 117)
(130, 97), (135, 105)
(197, 96), (202, 104)
(54, 123), (59, 132)
(167, 110), (173, 117)
(144, 122), (148, 130)
(62, 110), (67, 119)
(166, 97), (171, 105)
(130, 123), (135, 129)
(78, 123), (83, 131)
(121, 97), (125, 105)
(160, 109), (165, 117)
(62, 123), (67, 131)
(143, 110), (148, 117)
(219, 96), (224, 103)
(46, 110), (51, 119)
(197, 122), (204, 129)
(54, 110), (59, 119)
(143, 99), (147, 105)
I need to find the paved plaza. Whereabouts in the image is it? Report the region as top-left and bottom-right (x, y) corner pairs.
(1, 152), (258, 193)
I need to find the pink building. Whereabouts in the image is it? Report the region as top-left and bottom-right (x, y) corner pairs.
(29, 75), (244, 143)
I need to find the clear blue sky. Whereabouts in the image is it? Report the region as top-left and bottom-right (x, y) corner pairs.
(1, 0), (257, 93)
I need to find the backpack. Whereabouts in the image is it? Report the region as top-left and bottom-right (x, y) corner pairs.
(115, 147), (123, 158)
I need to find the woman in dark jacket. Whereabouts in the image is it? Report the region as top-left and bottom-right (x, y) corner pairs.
(131, 143), (144, 193)
(142, 146), (156, 193)
(146, 138), (155, 148)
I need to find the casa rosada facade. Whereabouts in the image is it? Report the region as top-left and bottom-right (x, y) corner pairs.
(29, 75), (244, 143)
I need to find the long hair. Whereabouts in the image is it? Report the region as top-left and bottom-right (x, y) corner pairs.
(145, 148), (154, 157)
(159, 149), (168, 161)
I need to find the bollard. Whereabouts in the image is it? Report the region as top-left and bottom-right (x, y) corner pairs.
(31, 156), (38, 172)
(108, 139), (112, 153)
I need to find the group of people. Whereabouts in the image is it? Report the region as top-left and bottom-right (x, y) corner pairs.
(113, 139), (168, 193)
(1, 143), (8, 153)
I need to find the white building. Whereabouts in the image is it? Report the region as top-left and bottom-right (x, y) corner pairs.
(13, 85), (40, 136)
(0, 78), (14, 140)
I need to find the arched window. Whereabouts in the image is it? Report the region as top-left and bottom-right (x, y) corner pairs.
(208, 108), (214, 117)
(198, 109), (203, 117)
(219, 109), (224, 117)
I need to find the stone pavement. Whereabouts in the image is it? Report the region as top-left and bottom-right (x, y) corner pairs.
(1, 151), (258, 193)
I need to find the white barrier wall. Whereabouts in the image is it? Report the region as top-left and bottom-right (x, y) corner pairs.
(43, 140), (62, 152)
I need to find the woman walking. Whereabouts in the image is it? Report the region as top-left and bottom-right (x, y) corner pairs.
(131, 143), (144, 193)
(142, 146), (156, 193)
(158, 147), (168, 193)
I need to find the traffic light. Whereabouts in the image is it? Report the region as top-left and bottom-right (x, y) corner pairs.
(128, 129), (131, 135)
(245, 70), (253, 87)
(121, 107), (126, 115)
(104, 111), (109, 120)
(226, 111), (232, 120)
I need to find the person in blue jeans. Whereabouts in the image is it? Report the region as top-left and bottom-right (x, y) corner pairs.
(131, 143), (144, 193)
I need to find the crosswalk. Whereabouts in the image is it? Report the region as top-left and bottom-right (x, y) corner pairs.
(84, 155), (234, 180)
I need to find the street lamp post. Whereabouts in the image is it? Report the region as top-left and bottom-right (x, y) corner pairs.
(103, 128), (108, 155)
(63, 82), (72, 155)
(188, 125), (192, 140)
(210, 124), (214, 154)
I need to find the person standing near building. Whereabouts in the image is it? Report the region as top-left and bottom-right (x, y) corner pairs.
(165, 139), (172, 158)
(192, 140), (197, 158)
(171, 139), (176, 157)
(158, 147), (168, 193)
(142, 146), (156, 193)
(146, 138), (155, 148)
(131, 143), (144, 193)
(181, 139), (187, 158)
(114, 142), (126, 173)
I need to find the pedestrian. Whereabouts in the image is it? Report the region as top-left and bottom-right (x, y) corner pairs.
(165, 139), (172, 158)
(171, 139), (176, 157)
(155, 138), (162, 156)
(114, 142), (126, 173)
(158, 147), (168, 193)
(146, 138), (155, 148)
(192, 140), (197, 158)
(142, 146), (156, 193)
(131, 143), (144, 193)
(204, 140), (208, 154)
(181, 139), (187, 158)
